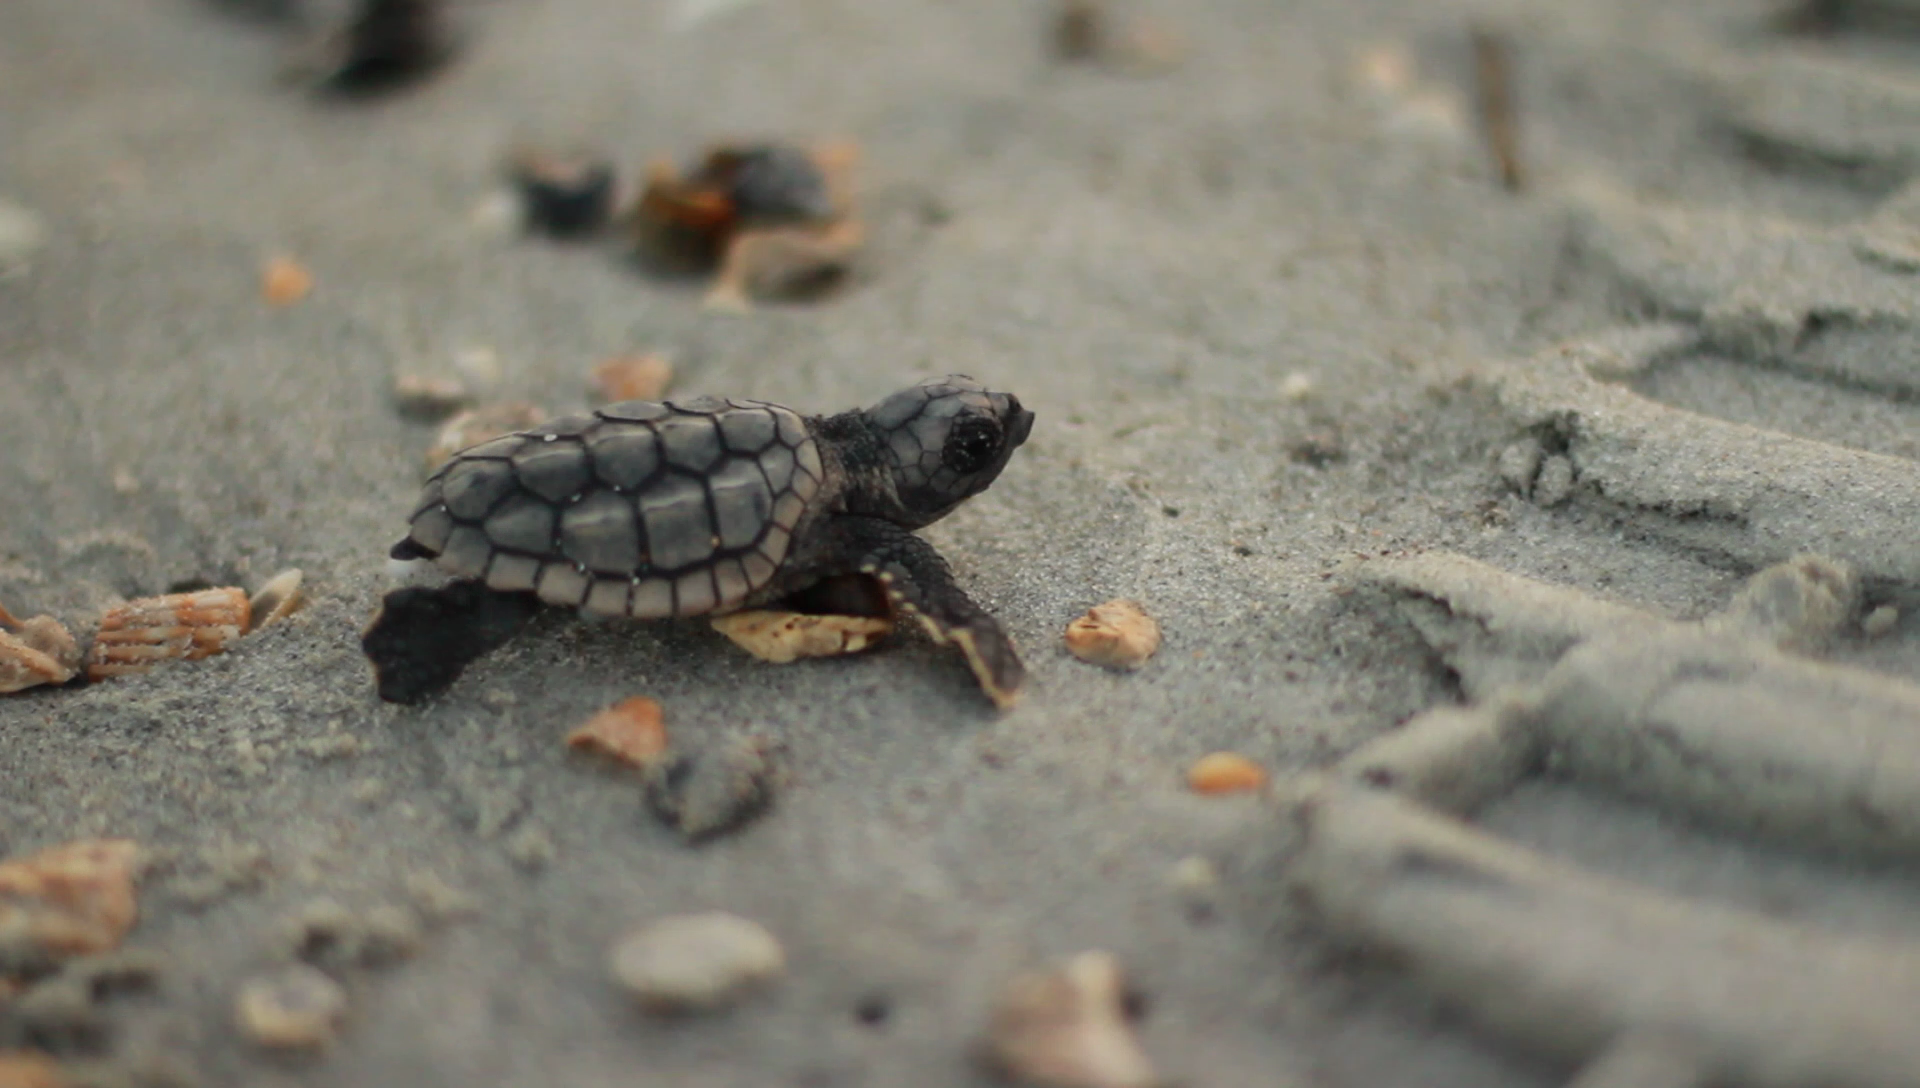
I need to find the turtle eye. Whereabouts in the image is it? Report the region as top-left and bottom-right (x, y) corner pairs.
(942, 416), (1002, 475)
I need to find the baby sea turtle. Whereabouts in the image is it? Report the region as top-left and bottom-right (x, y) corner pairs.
(362, 376), (1035, 708)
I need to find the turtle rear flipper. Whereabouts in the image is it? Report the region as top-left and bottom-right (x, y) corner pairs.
(829, 517), (1025, 710)
(361, 580), (541, 704)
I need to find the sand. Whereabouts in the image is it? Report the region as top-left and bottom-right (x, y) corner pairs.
(2, 0), (1918, 1085)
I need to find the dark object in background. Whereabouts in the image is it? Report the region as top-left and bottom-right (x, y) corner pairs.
(510, 150), (618, 240)
(630, 140), (863, 307)
(692, 145), (836, 229)
(302, 0), (458, 97)
(1054, 0), (1104, 59)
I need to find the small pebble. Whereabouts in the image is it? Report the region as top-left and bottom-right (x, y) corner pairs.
(1064, 600), (1160, 670)
(1186, 752), (1267, 795)
(645, 734), (784, 843)
(1863, 604), (1900, 638)
(981, 951), (1158, 1088)
(610, 912), (785, 1015)
(261, 256), (313, 306)
(567, 696), (670, 771)
(589, 354), (674, 404)
(391, 373), (473, 421)
(235, 965), (347, 1049)
(710, 610), (893, 663)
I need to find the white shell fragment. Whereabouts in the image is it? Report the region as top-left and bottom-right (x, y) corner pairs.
(249, 569), (306, 631)
(982, 951), (1159, 1088)
(235, 965), (348, 1049)
(610, 912), (785, 1014)
(710, 609), (893, 663)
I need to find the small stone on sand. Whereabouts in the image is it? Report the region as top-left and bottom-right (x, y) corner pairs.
(1863, 605), (1899, 638)
(610, 912), (785, 1014)
(235, 965), (347, 1049)
(1064, 600), (1160, 670)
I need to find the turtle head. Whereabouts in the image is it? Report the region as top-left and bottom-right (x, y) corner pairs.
(849, 375), (1034, 527)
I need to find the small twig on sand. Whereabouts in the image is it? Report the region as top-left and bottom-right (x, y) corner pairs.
(1471, 25), (1525, 194)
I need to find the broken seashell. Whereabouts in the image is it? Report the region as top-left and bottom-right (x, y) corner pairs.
(981, 950), (1159, 1088)
(589, 354), (673, 404)
(710, 610), (893, 663)
(249, 569), (306, 631)
(0, 839), (143, 975)
(1064, 600), (1160, 670)
(0, 604), (79, 693)
(425, 402), (548, 471)
(88, 587), (250, 680)
(566, 696), (669, 770)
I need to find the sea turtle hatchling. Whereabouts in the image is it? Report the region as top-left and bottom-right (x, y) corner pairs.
(361, 376), (1035, 708)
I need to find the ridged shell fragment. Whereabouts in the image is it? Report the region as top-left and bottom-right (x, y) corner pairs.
(0, 839), (143, 973)
(88, 587), (250, 680)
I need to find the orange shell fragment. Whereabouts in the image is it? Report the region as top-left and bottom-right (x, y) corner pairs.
(567, 697), (670, 770)
(0, 839), (143, 969)
(88, 587), (250, 680)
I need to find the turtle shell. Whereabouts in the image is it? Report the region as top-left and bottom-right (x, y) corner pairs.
(402, 396), (827, 619)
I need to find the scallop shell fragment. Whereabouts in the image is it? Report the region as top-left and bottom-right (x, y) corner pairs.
(248, 569), (306, 630)
(710, 610), (893, 663)
(0, 603), (80, 693)
(88, 587), (250, 680)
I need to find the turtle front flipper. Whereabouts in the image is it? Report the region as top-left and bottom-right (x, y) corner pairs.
(826, 517), (1025, 710)
(361, 579), (542, 704)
